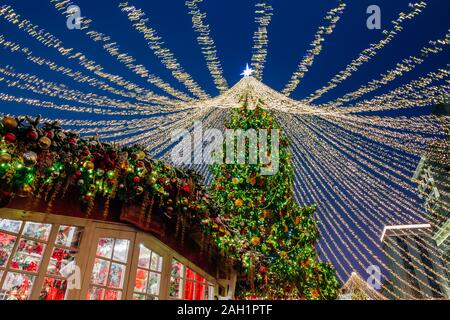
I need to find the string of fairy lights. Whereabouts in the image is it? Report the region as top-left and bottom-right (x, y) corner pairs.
(0, 0), (448, 299)
(282, 1), (346, 96)
(250, 2), (273, 81)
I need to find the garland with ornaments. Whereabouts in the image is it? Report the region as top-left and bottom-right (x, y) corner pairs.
(0, 115), (220, 247)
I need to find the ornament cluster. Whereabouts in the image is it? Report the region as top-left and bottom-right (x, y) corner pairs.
(0, 115), (217, 243)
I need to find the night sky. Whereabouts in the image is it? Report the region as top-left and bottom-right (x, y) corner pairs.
(0, 0), (449, 284)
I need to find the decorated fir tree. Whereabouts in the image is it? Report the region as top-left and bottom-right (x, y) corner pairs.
(209, 95), (339, 299)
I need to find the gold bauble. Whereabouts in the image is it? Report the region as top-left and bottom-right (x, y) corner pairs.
(0, 153), (12, 164)
(38, 136), (51, 149)
(2, 117), (18, 130)
(84, 161), (95, 171)
(136, 151), (145, 160)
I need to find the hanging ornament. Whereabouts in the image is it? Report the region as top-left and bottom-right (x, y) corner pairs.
(2, 117), (18, 130)
(251, 237), (260, 246)
(83, 161), (95, 171)
(136, 186), (144, 195)
(23, 151), (37, 167)
(234, 198), (243, 207)
(3, 133), (16, 144)
(26, 129), (39, 141)
(136, 150), (146, 160)
(38, 136), (51, 149)
(0, 153), (12, 164)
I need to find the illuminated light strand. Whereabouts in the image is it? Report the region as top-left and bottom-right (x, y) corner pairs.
(250, 2), (273, 81)
(291, 138), (448, 297)
(321, 31), (450, 108)
(297, 116), (450, 266)
(291, 114), (450, 269)
(151, 106), (225, 158)
(318, 112), (448, 157)
(318, 68), (450, 112)
(282, 1), (346, 96)
(312, 115), (450, 218)
(309, 115), (450, 203)
(288, 137), (406, 299)
(49, 0), (193, 102)
(0, 33), (173, 105)
(289, 145), (355, 283)
(305, 1), (428, 103)
(286, 114), (421, 221)
(288, 116), (450, 288)
(186, 0), (229, 93)
(0, 91), (153, 116)
(114, 106), (213, 148)
(119, 2), (210, 100)
(0, 5), (177, 106)
(0, 66), (179, 114)
(279, 114), (442, 298)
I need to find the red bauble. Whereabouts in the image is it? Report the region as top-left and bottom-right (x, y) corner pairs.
(181, 184), (191, 193)
(45, 131), (54, 139)
(3, 133), (16, 143)
(259, 265), (267, 274)
(75, 170), (82, 176)
(133, 176), (140, 184)
(26, 129), (38, 140)
(68, 138), (77, 144)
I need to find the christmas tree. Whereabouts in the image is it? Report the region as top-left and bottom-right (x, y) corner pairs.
(209, 94), (339, 299)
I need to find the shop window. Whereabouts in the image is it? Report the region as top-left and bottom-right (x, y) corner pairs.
(39, 225), (84, 300)
(0, 219), (51, 300)
(169, 259), (214, 300)
(132, 244), (163, 300)
(87, 237), (130, 300)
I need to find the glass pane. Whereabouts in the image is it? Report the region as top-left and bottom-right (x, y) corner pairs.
(104, 289), (122, 300)
(134, 269), (148, 293)
(146, 295), (158, 300)
(195, 282), (205, 300)
(91, 258), (110, 286)
(87, 286), (105, 300)
(138, 245), (151, 269)
(47, 247), (77, 276)
(0, 272), (35, 300)
(96, 238), (114, 259)
(11, 239), (46, 272)
(0, 219), (22, 234)
(195, 273), (205, 283)
(184, 281), (195, 300)
(185, 267), (195, 280)
(22, 222), (52, 241)
(169, 277), (182, 298)
(112, 239), (129, 263)
(171, 259), (183, 278)
(108, 263), (126, 289)
(55, 226), (83, 248)
(150, 252), (163, 272)
(147, 272), (161, 296)
(39, 278), (67, 300)
(133, 293), (145, 300)
(0, 232), (16, 267)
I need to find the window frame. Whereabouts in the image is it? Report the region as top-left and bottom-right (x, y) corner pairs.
(0, 208), (218, 300)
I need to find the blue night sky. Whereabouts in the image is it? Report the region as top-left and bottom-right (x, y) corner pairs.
(0, 0), (449, 284)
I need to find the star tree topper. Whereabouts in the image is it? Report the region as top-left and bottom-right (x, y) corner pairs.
(241, 64), (254, 77)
